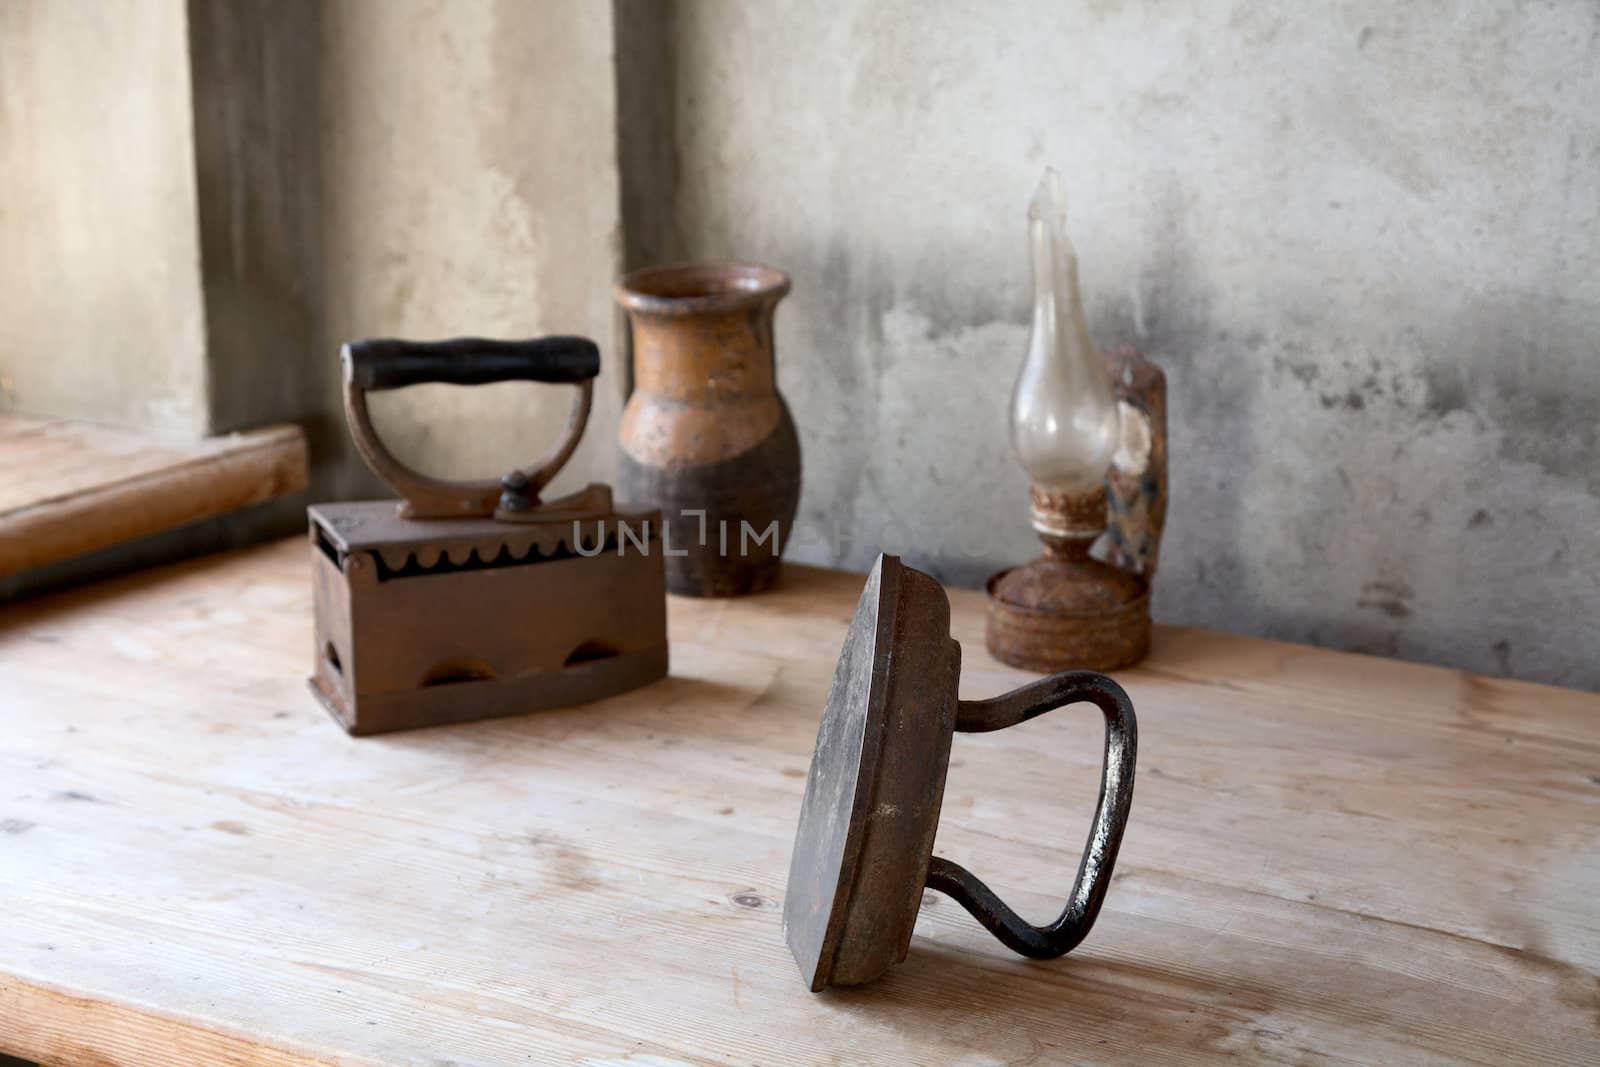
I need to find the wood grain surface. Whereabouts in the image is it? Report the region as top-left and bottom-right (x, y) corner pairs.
(0, 539), (1596, 1065)
(0, 415), (306, 578)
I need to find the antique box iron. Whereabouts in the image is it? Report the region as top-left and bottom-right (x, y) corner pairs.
(784, 554), (1137, 990)
(308, 336), (668, 736)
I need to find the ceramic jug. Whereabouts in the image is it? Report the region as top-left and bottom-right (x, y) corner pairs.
(614, 262), (801, 597)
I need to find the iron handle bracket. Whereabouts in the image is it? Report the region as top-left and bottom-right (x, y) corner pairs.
(340, 336), (598, 519)
(928, 671), (1138, 959)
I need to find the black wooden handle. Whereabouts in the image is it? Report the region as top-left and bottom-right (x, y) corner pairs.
(344, 336), (600, 392)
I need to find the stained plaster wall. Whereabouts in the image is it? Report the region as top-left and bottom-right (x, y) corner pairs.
(6, 0), (1596, 688)
(643, 0), (1600, 688)
(0, 1), (210, 437)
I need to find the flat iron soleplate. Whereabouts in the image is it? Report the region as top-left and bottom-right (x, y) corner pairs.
(782, 554), (960, 990)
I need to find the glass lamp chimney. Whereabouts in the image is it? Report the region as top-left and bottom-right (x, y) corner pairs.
(1009, 169), (1119, 536)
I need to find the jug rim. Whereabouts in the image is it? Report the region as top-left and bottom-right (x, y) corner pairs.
(615, 261), (790, 316)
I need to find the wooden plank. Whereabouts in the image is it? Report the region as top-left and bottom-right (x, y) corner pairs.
(0, 416), (307, 577)
(0, 979), (361, 1067)
(0, 542), (1596, 1066)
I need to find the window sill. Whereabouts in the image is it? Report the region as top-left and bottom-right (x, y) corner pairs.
(0, 416), (307, 579)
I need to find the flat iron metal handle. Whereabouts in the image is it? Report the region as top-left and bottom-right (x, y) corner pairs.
(340, 336), (598, 519)
(928, 671), (1137, 959)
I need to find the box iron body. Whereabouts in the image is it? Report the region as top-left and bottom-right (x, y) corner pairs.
(308, 499), (667, 735)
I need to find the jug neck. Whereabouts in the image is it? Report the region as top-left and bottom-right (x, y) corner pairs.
(628, 303), (779, 399)
(615, 262), (791, 401)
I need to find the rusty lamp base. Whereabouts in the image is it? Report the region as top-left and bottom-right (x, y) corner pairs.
(986, 485), (1151, 673)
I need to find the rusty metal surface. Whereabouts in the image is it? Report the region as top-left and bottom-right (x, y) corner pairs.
(783, 554), (959, 991)
(987, 349), (1169, 672)
(310, 333), (669, 735)
(935, 671), (1137, 959)
(785, 555), (1138, 990)
(615, 262), (801, 597)
(1029, 483), (1109, 541)
(985, 538), (1152, 673)
(310, 492), (639, 559)
(307, 501), (667, 736)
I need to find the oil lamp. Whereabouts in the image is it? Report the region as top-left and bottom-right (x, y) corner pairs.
(985, 170), (1168, 673)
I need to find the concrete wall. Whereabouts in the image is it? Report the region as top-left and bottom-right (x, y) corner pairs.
(316, 0), (624, 501)
(650, 0), (1600, 688)
(0, 0), (209, 436)
(2, 0), (623, 600)
(3, 0), (621, 502)
(190, 0), (623, 503)
(5, 1), (1594, 689)
(189, 0), (326, 448)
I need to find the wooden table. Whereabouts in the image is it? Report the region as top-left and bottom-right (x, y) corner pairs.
(1, 539), (1596, 1065)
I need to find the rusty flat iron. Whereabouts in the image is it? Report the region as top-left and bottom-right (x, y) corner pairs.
(784, 554), (1137, 990)
(308, 336), (667, 735)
